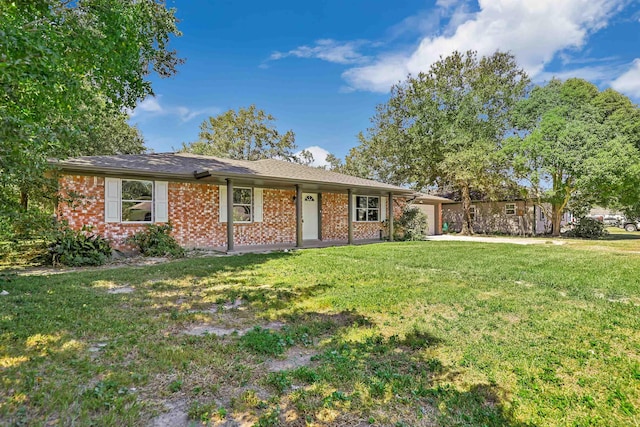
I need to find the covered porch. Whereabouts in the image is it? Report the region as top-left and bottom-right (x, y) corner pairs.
(211, 238), (385, 255)
(192, 170), (414, 253)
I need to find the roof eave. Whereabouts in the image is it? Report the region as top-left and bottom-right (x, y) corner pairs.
(50, 161), (414, 195)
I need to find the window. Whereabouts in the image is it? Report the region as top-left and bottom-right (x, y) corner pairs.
(539, 208), (546, 221)
(469, 206), (476, 221)
(505, 203), (516, 216)
(233, 187), (252, 222)
(355, 195), (380, 222)
(122, 180), (153, 222)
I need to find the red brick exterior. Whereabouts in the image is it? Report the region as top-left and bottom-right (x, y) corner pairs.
(57, 174), (401, 250)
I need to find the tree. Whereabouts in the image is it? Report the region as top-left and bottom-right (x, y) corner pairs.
(296, 149), (315, 166)
(356, 51), (529, 234)
(508, 78), (640, 235)
(181, 105), (299, 161)
(0, 0), (182, 231)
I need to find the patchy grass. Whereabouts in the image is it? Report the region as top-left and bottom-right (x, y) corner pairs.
(1, 241), (639, 426)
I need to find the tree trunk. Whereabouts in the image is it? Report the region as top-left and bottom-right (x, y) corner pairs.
(461, 184), (474, 236)
(20, 190), (28, 210)
(551, 203), (562, 237)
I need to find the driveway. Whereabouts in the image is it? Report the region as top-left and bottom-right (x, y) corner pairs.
(425, 234), (565, 245)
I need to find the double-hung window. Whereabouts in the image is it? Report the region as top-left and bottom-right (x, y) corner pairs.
(105, 178), (167, 223)
(505, 203), (516, 216)
(355, 195), (380, 222)
(233, 188), (252, 222)
(469, 206), (476, 221)
(122, 180), (153, 222)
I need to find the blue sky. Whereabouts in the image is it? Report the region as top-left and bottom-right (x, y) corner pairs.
(130, 0), (640, 166)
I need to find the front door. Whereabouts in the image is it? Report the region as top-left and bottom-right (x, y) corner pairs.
(302, 193), (318, 240)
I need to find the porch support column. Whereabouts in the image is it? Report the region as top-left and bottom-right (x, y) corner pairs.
(347, 189), (353, 244)
(296, 185), (303, 247)
(317, 193), (323, 241)
(435, 203), (442, 235)
(388, 192), (394, 242)
(226, 179), (234, 252)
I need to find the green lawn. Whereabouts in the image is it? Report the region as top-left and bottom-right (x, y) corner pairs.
(1, 241), (639, 426)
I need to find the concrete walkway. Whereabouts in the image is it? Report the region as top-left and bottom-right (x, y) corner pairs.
(425, 234), (565, 245)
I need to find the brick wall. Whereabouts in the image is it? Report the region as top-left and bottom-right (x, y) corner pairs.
(57, 174), (400, 250)
(321, 193), (348, 241)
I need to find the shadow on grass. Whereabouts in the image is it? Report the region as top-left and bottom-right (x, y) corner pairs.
(2, 250), (536, 426)
(314, 335), (532, 425)
(601, 232), (640, 241)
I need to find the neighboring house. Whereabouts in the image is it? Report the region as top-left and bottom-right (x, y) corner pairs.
(410, 193), (452, 236)
(50, 152), (426, 252)
(442, 200), (573, 235)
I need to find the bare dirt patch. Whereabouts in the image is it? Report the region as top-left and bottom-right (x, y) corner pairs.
(149, 398), (190, 427)
(107, 286), (135, 294)
(266, 346), (318, 372)
(182, 321), (285, 338)
(88, 342), (108, 353)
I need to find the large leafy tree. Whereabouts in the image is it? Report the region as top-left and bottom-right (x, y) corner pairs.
(0, 0), (181, 229)
(357, 50), (529, 234)
(508, 78), (640, 235)
(181, 105), (299, 161)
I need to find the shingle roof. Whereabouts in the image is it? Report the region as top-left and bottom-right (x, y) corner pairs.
(413, 193), (452, 203)
(51, 152), (413, 194)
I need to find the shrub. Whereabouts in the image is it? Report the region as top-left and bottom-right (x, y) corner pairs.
(47, 226), (112, 267)
(564, 217), (608, 239)
(126, 223), (184, 257)
(394, 206), (429, 241)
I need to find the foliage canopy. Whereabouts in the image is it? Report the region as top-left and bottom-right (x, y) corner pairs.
(354, 51), (529, 234)
(181, 105), (300, 161)
(0, 0), (182, 236)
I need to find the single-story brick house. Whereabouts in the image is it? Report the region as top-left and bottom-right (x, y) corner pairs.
(50, 152), (432, 252)
(442, 199), (573, 235)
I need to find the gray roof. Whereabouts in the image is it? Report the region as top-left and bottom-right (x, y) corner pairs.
(50, 152), (413, 194)
(413, 193), (452, 203)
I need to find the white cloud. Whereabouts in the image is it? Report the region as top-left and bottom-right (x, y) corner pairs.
(267, 39), (371, 65)
(130, 96), (163, 116)
(176, 106), (221, 123)
(437, 0), (463, 9)
(343, 0), (627, 92)
(611, 58), (640, 98)
(295, 146), (331, 168)
(129, 96), (219, 123)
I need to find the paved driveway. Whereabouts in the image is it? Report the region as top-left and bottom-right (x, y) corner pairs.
(425, 235), (565, 245)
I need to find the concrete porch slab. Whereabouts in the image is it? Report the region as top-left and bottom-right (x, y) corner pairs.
(216, 238), (385, 255)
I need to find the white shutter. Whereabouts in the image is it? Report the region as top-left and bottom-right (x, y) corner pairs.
(381, 196), (387, 222)
(154, 181), (168, 223)
(253, 188), (263, 222)
(104, 177), (121, 223)
(219, 185), (227, 222)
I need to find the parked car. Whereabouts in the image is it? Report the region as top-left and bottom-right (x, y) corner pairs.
(603, 215), (623, 226)
(620, 218), (640, 232)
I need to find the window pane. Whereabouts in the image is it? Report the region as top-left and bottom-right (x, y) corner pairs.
(233, 205), (251, 222)
(122, 201), (152, 222)
(233, 188), (252, 204)
(357, 196), (367, 208)
(368, 209), (379, 221)
(368, 197), (379, 208)
(357, 208), (366, 221)
(122, 180), (152, 200)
